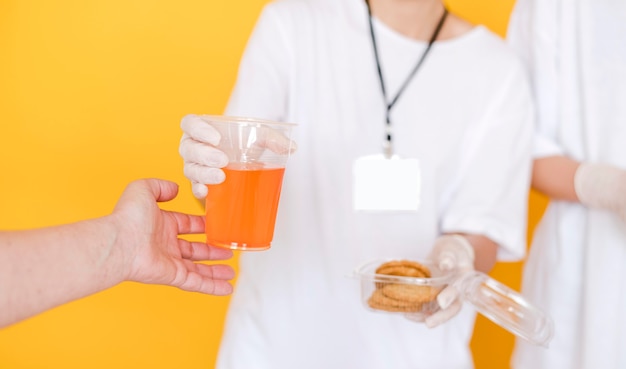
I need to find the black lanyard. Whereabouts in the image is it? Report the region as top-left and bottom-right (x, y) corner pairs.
(364, 0), (448, 157)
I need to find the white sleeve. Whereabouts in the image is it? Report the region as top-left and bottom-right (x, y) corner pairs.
(224, 2), (293, 121)
(440, 65), (534, 261)
(507, 0), (563, 158)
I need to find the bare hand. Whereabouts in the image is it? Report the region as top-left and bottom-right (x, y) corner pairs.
(111, 179), (235, 295)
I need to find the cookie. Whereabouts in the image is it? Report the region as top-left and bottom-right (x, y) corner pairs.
(367, 289), (422, 312)
(375, 260), (431, 278)
(366, 259), (441, 314)
(380, 284), (437, 304)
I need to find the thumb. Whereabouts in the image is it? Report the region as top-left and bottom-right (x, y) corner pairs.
(425, 299), (462, 328)
(261, 127), (297, 155)
(436, 285), (460, 310)
(436, 252), (457, 271)
(122, 179), (180, 203)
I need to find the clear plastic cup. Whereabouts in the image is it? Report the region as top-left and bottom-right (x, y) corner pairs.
(202, 115), (296, 251)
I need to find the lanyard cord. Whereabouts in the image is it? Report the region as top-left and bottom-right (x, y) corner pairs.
(364, 0), (448, 157)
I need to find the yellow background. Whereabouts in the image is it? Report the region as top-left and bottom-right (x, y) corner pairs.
(0, 1), (547, 368)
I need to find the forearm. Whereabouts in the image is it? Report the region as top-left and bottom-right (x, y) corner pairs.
(459, 234), (498, 274)
(532, 156), (580, 202)
(0, 216), (125, 328)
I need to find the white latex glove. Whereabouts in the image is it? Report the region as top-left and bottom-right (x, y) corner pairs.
(405, 235), (475, 328)
(574, 162), (626, 222)
(179, 114), (297, 199)
(179, 115), (229, 199)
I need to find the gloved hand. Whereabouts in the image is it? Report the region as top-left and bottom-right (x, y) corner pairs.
(405, 234), (475, 328)
(179, 114), (229, 199)
(574, 162), (626, 222)
(179, 114), (296, 199)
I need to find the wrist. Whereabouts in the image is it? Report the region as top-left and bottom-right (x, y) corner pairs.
(98, 214), (133, 285)
(574, 162), (626, 213)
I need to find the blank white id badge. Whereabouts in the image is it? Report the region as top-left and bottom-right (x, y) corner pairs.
(352, 154), (421, 212)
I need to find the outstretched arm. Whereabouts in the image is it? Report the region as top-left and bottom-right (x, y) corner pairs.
(0, 178), (235, 328)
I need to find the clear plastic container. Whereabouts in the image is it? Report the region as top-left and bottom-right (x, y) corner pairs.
(352, 259), (554, 347)
(353, 259), (454, 319)
(456, 271), (553, 347)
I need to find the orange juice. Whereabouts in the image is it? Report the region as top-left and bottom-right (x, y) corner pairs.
(205, 164), (286, 250)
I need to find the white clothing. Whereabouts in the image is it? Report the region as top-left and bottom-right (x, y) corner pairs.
(508, 1), (626, 368)
(218, 0), (533, 368)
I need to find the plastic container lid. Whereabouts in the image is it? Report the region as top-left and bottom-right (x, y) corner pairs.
(457, 271), (554, 347)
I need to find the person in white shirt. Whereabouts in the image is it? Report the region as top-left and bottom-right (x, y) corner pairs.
(180, 0), (534, 367)
(507, 1), (626, 368)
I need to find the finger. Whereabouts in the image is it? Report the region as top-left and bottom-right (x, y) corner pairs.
(261, 128), (297, 154)
(180, 115), (221, 145)
(179, 240), (234, 261)
(177, 271), (234, 296)
(167, 211), (205, 235)
(184, 162), (226, 185)
(123, 178), (179, 203)
(192, 182), (208, 199)
(193, 278), (234, 296)
(195, 263), (236, 280)
(198, 279), (234, 296)
(425, 300), (462, 328)
(177, 262), (235, 295)
(179, 136), (229, 168)
(438, 257), (455, 271)
(437, 285), (460, 310)
(404, 312), (426, 323)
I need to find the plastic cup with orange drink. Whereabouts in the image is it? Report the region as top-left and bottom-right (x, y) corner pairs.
(202, 115), (296, 251)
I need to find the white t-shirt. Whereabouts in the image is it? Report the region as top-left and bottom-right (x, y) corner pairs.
(508, 1), (626, 368)
(218, 0), (534, 368)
